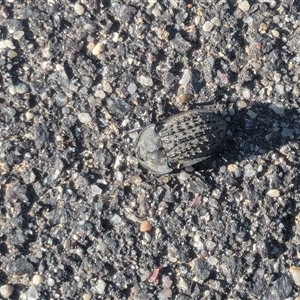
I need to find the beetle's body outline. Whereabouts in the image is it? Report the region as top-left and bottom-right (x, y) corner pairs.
(135, 108), (227, 174)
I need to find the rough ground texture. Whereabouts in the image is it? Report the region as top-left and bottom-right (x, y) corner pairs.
(0, 0), (300, 299)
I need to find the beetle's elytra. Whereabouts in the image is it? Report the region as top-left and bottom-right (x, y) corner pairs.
(136, 108), (227, 174)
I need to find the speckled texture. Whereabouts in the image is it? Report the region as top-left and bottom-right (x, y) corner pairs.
(136, 108), (227, 174)
(0, 1), (300, 299)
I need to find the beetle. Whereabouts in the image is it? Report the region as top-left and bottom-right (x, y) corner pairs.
(135, 108), (227, 174)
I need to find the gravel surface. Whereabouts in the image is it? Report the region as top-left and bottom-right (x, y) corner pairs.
(0, 1), (300, 299)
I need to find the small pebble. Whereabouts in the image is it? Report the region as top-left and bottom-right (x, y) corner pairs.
(91, 185), (102, 196)
(228, 164), (238, 172)
(0, 40), (15, 50)
(74, 3), (85, 15)
(95, 279), (106, 295)
(0, 285), (14, 299)
(25, 111), (34, 121)
(7, 50), (18, 58)
(91, 43), (103, 56)
(82, 292), (93, 300)
(176, 93), (193, 104)
(203, 21), (214, 32)
(273, 72), (281, 82)
(270, 103), (285, 115)
(282, 128), (294, 137)
(162, 276), (173, 288)
(266, 189), (280, 198)
(207, 256), (218, 266)
(259, 22), (268, 33)
(157, 288), (172, 299)
(32, 274), (44, 285)
(206, 240), (217, 250)
(178, 170), (191, 183)
(54, 93), (68, 107)
(13, 82), (29, 94)
(211, 17), (221, 26)
(244, 164), (256, 178)
(290, 266), (300, 286)
(271, 29), (280, 38)
(179, 69), (192, 86)
(247, 110), (257, 119)
(127, 82), (137, 95)
(238, 1), (250, 12)
(242, 88), (251, 100)
(102, 81), (112, 94)
(47, 278), (55, 287)
(13, 30), (24, 40)
(177, 277), (189, 292)
(275, 84), (284, 95)
(94, 89), (106, 99)
(27, 286), (38, 300)
(87, 42), (95, 51)
(78, 112), (92, 123)
(137, 75), (153, 86)
(140, 220), (152, 232)
(234, 167), (242, 178)
(143, 232), (152, 243)
(237, 100), (248, 108)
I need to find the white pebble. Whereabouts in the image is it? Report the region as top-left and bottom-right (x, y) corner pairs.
(203, 21), (214, 32)
(137, 75), (153, 86)
(32, 274), (44, 285)
(0, 285), (14, 299)
(275, 84), (284, 95)
(91, 43), (103, 56)
(47, 277), (55, 287)
(95, 279), (106, 294)
(206, 240), (217, 250)
(7, 50), (18, 58)
(102, 81), (112, 93)
(127, 82), (137, 94)
(91, 185), (102, 196)
(27, 286), (38, 300)
(78, 112), (92, 123)
(82, 292), (93, 300)
(211, 17), (221, 26)
(244, 164), (256, 178)
(16, 82), (29, 94)
(242, 88), (251, 99)
(74, 3), (85, 15)
(177, 277), (189, 292)
(207, 256), (218, 266)
(94, 89), (106, 99)
(238, 1), (250, 12)
(25, 111), (34, 121)
(290, 266), (300, 286)
(179, 69), (192, 85)
(273, 72), (281, 82)
(267, 189), (280, 198)
(269, 102), (285, 115)
(13, 30), (25, 40)
(0, 40), (15, 50)
(178, 170), (191, 183)
(271, 29), (280, 38)
(237, 100), (247, 108)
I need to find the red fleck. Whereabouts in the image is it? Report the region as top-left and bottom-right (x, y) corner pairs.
(149, 266), (162, 282)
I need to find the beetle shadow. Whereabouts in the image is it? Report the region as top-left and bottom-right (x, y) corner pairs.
(193, 102), (300, 171)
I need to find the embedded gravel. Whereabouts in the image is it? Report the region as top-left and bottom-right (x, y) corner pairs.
(0, 1), (300, 299)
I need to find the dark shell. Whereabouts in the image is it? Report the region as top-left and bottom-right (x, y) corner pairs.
(136, 108), (227, 174)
